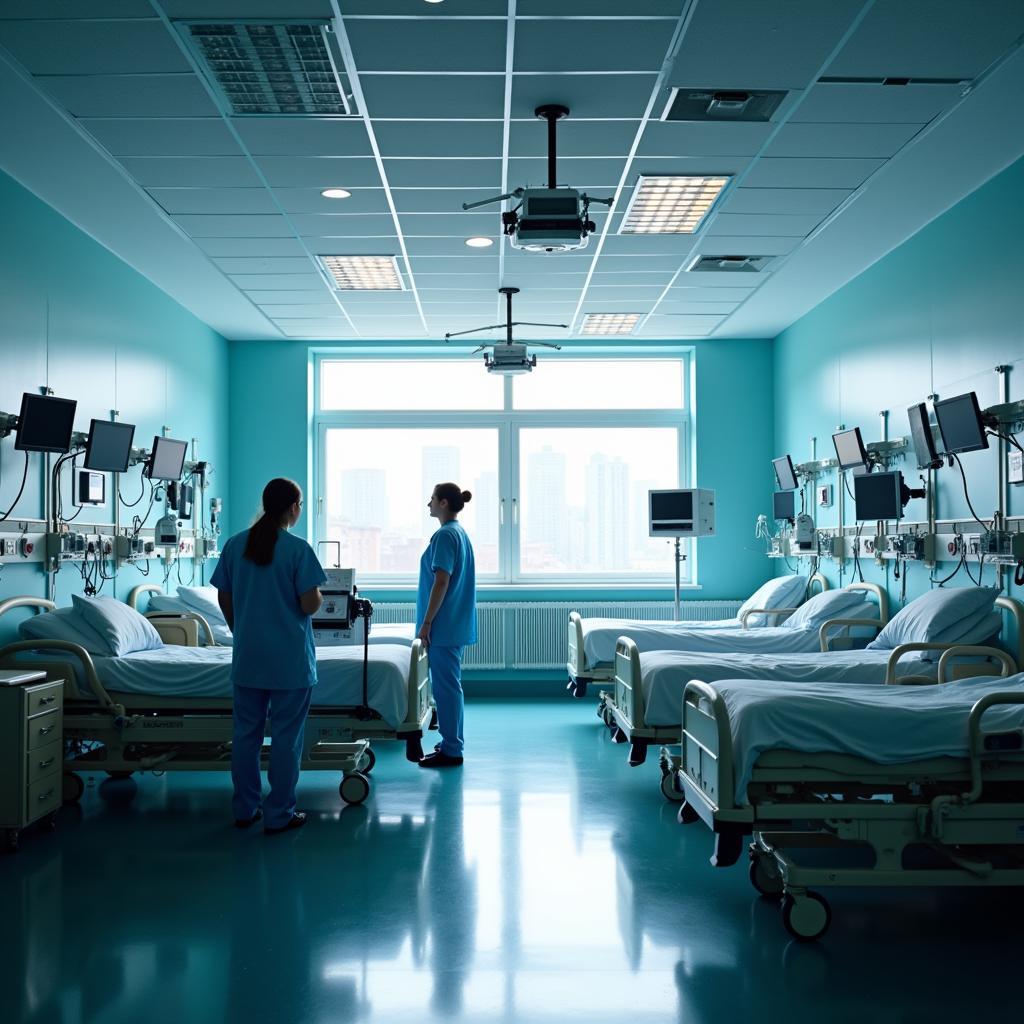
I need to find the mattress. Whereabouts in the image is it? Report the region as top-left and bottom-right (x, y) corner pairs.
(40, 643), (414, 728)
(706, 674), (1024, 805)
(638, 649), (935, 728)
(582, 617), (741, 666)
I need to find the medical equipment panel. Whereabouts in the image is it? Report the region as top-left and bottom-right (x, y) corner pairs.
(933, 391), (990, 454)
(73, 471), (105, 507)
(83, 419), (135, 473)
(772, 491), (795, 522)
(14, 393), (77, 454)
(772, 455), (798, 491)
(313, 568), (374, 646)
(144, 436), (188, 481)
(648, 489), (715, 537)
(831, 427), (869, 471)
(853, 471), (903, 521)
(906, 402), (941, 470)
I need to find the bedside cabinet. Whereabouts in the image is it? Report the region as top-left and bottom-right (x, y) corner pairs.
(0, 670), (63, 852)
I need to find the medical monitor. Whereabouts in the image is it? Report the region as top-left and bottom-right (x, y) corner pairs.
(84, 419), (135, 473)
(854, 471), (903, 522)
(14, 393), (77, 454)
(772, 455), (798, 491)
(144, 436), (187, 481)
(648, 488), (715, 537)
(933, 392), (989, 455)
(832, 427), (869, 472)
(772, 490), (796, 523)
(906, 403), (941, 471)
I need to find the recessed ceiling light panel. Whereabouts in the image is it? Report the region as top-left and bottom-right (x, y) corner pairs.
(619, 175), (730, 234)
(580, 313), (641, 335)
(319, 255), (405, 290)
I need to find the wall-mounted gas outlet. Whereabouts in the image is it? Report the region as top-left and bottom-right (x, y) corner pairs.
(817, 484), (833, 508)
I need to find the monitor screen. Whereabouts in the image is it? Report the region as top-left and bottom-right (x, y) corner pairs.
(906, 403), (940, 470)
(772, 455), (798, 491)
(650, 491), (693, 521)
(14, 393), (77, 454)
(854, 471), (903, 521)
(145, 436), (187, 481)
(832, 427), (869, 471)
(84, 419), (135, 473)
(772, 490), (796, 522)
(933, 392), (989, 455)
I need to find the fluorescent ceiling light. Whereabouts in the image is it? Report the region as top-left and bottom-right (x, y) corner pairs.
(465, 236), (493, 248)
(321, 188), (351, 199)
(619, 175), (730, 234)
(580, 313), (641, 335)
(319, 255), (405, 291)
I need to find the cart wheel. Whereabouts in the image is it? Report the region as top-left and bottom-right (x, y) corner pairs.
(677, 800), (700, 825)
(62, 772), (84, 805)
(660, 772), (685, 803)
(105, 770), (134, 780)
(405, 736), (424, 763)
(781, 891), (831, 942)
(748, 853), (784, 897)
(339, 772), (370, 806)
(360, 747), (376, 774)
(4, 829), (19, 853)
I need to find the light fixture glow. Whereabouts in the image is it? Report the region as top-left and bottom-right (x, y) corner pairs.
(319, 255), (404, 291)
(580, 313), (641, 335)
(321, 188), (351, 199)
(619, 175), (730, 234)
(465, 236), (494, 248)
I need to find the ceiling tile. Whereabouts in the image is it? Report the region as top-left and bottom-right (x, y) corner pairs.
(1, 1), (154, 15)
(172, 214), (295, 237)
(273, 187), (390, 215)
(600, 235), (697, 256)
(230, 273), (327, 289)
(195, 237), (309, 257)
(384, 159), (502, 189)
(510, 74), (659, 119)
(149, 187), (278, 215)
(763, 122), (924, 159)
(508, 120), (640, 158)
(399, 212), (495, 236)
(289, 213), (398, 236)
(700, 234), (802, 255)
(212, 257), (314, 275)
(742, 157), (885, 189)
(507, 157), (625, 189)
(408, 256), (500, 275)
(160, 1), (334, 14)
(709, 212), (820, 236)
(259, 303), (344, 318)
(361, 74), (506, 118)
(346, 20), (506, 73)
(233, 119), (372, 158)
(392, 189), (497, 213)
(518, 0), (685, 12)
(593, 254), (689, 273)
(792, 82), (964, 124)
(119, 156), (262, 187)
(35, 73), (218, 117)
(667, 285), (756, 301)
(375, 121), (503, 158)
(80, 117), (240, 157)
(654, 299), (739, 315)
(304, 238), (403, 257)
(720, 187), (852, 217)
(636, 121), (772, 158)
(513, 20), (672, 73)
(255, 156), (384, 188)
(243, 289), (334, 304)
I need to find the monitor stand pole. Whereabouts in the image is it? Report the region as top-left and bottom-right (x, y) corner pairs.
(673, 538), (686, 621)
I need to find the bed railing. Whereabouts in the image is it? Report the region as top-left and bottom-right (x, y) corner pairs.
(846, 581), (889, 624)
(613, 637), (647, 730)
(403, 639), (430, 730)
(567, 611), (586, 677)
(995, 596), (1024, 668)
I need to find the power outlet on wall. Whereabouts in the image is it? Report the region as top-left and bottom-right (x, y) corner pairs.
(1009, 451), (1024, 486)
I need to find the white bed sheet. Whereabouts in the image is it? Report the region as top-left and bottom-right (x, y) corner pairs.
(639, 649), (934, 728)
(582, 618), (742, 666)
(44, 643), (414, 728)
(708, 674), (1024, 805)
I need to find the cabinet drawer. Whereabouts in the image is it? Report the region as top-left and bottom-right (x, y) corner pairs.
(25, 681), (63, 719)
(26, 774), (61, 824)
(26, 710), (62, 752)
(27, 740), (62, 786)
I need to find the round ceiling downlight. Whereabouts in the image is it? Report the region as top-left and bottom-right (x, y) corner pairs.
(465, 237), (494, 248)
(321, 188), (352, 199)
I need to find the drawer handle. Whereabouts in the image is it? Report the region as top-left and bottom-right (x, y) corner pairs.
(39, 724), (56, 736)
(37, 789), (55, 803)
(38, 757), (55, 770)
(38, 695), (56, 705)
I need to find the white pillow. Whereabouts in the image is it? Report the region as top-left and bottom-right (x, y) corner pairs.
(176, 586), (228, 627)
(738, 575), (808, 627)
(782, 589), (877, 630)
(867, 586), (1000, 654)
(147, 594), (191, 615)
(18, 606), (109, 656)
(72, 595), (163, 657)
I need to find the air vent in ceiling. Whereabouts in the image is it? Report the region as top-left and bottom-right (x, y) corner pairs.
(662, 88), (786, 122)
(687, 255), (771, 274)
(818, 76), (969, 86)
(180, 22), (357, 116)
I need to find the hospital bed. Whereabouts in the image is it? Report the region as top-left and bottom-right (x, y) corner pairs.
(605, 595), (1023, 784)
(0, 596), (433, 808)
(674, 664), (1024, 941)
(567, 573), (831, 698)
(128, 584), (416, 649)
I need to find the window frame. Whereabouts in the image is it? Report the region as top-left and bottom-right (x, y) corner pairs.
(313, 352), (693, 586)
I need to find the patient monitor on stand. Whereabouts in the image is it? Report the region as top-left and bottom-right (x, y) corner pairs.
(648, 489), (716, 621)
(312, 567), (374, 647)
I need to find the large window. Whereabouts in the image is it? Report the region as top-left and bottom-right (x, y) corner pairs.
(315, 356), (690, 583)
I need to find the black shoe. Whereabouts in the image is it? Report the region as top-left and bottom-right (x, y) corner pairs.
(264, 812), (307, 835)
(419, 751), (464, 769)
(233, 809), (263, 829)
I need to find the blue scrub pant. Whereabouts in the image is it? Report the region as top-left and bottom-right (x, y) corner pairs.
(428, 645), (465, 757)
(231, 685), (313, 829)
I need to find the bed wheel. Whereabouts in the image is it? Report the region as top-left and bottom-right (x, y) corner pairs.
(677, 801), (700, 825)
(339, 772), (370, 806)
(62, 772), (84, 805)
(710, 832), (743, 868)
(748, 850), (784, 897)
(628, 742), (648, 767)
(660, 773), (685, 803)
(405, 736), (424, 763)
(568, 679), (587, 699)
(359, 747), (376, 774)
(781, 891), (831, 942)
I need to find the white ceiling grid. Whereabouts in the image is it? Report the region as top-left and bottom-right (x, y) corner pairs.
(0, 1), (1022, 343)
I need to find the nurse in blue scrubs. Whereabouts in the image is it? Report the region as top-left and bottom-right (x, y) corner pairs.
(211, 478), (327, 833)
(416, 482), (477, 768)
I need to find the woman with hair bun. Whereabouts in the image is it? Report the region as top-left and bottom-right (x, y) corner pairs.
(416, 482), (477, 768)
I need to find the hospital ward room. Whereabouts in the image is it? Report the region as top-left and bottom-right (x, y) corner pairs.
(3, 1), (1024, 1021)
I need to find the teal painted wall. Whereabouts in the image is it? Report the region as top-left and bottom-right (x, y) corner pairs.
(773, 154), (1024, 608)
(228, 337), (775, 603)
(0, 170), (230, 642)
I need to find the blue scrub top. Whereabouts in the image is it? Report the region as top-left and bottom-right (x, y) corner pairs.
(210, 528), (327, 690)
(416, 521), (477, 647)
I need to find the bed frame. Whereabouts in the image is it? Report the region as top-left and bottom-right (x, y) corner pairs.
(128, 583), (219, 646)
(674, 654), (1024, 941)
(567, 572), (831, 698)
(597, 580), (890, 774)
(0, 596), (433, 807)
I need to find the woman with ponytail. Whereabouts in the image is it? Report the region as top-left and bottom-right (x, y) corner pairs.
(211, 478), (327, 833)
(416, 482), (477, 768)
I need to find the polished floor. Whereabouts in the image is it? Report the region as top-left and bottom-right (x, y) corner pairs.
(2, 700), (1020, 1024)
